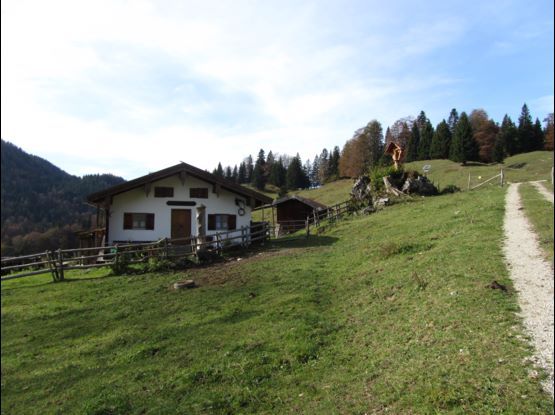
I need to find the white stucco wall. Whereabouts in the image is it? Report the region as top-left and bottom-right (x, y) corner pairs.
(108, 174), (253, 243)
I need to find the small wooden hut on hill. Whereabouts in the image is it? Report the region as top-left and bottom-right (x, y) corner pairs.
(272, 195), (328, 234)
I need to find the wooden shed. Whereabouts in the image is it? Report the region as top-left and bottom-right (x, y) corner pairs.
(272, 195), (328, 234)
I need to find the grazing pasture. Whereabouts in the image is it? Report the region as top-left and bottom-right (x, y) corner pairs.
(2, 183), (553, 414)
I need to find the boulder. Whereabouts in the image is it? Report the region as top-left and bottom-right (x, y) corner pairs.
(401, 175), (438, 196)
(350, 176), (373, 210)
(173, 279), (196, 289)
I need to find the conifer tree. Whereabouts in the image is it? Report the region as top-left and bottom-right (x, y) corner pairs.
(238, 162), (247, 183)
(245, 155), (254, 183)
(251, 149), (266, 190)
(499, 115), (518, 156)
(517, 103), (534, 153)
(406, 123), (420, 162)
(418, 120), (434, 160)
(532, 118), (544, 151)
(311, 155), (320, 186)
(544, 113), (554, 151)
(450, 112), (477, 164)
(328, 146), (340, 179)
(430, 120), (451, 159)
(318, 148), (329, 184)
(492, 133), (506, 163)
(365, 120), (384, 168)
(448, 108), (459, 135)
(224, 166), (232, 180)
(286, 154), (309, 190)
(232, 165), (238, 182)
(269, 157), (287, 188)
(215, 162), (224, 177)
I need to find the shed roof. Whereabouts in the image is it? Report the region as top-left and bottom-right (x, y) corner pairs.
(87, 161), (273, 206)
(272, 195), (328, 210)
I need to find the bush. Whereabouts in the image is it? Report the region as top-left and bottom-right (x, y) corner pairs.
(109, 251), (131, 275)
(369, 166), (404, 194)
(142, 257), (176, 273)
(440, 184), (461, 195)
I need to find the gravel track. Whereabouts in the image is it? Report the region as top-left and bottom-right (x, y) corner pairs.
(530, 181), (554, 204)
(503, 183), (554, 396)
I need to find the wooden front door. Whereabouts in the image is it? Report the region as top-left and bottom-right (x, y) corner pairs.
(171, 209), (191, 240)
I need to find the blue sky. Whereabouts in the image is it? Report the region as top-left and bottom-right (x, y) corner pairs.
(1, 0), (553, 179)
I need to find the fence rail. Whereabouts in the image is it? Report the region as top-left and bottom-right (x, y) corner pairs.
(2, 199), (358, 283)
(1, 222), (271, 282)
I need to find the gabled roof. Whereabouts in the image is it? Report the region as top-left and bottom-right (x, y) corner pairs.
(87, 162), (273, 206)
(272, 195), (328, 210)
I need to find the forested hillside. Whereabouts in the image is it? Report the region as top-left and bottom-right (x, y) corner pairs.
(1, 140), (125, 256)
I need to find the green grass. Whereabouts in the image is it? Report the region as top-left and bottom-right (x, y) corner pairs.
(252, 152), (553, 222)
(2, 187), (553, 414)
(405, 151), (554, 191)
(519, 183), (554, 263)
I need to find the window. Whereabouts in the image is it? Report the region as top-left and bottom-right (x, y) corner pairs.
(208, 214), (236, 231)
(154, 186), (174, 197)
(123, 213), (155, 230)
(190, 188), (209, 198)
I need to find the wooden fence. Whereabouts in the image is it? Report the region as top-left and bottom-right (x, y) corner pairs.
(1, 222), (271, 282)
(1, 200), (357, 283)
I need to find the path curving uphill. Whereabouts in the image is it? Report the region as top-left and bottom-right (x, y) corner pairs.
(530, 181), (554, 204)
(503, 183), (554, 396)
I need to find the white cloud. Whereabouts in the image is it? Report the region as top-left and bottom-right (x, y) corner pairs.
(2, 0), (552, 179)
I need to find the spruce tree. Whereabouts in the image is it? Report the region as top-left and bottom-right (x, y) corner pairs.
(430, 120), (451, 159)
(499, 115), (518, 156)
(328, 146), (340, 179)
(269, 158), (286, 188)
(238, 162), (247, 183)
(532, 118), (544, 151)
(215, 162), (224, 177)
(517, 103), (534, 153)
(544, 113), (554, 151)
(251, 149), (267, 190)
(286, 154), (309, 190)
(448, 108), (459, 135)
(418, 120), (434, 160)
(245, 155), (254, 183)
(492, 132), (506, 163)
(406, 123), (420, 162)
(318, 148), (329, 184)
(450, 112), (477, 164)
(365, 120), (384, 168)
(311, 155), (320, 187)
(232, 165), (238, 182)
(224, 166), (232, 180)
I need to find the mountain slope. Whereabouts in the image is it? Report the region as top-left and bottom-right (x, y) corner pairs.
(1, 139), (125, 255)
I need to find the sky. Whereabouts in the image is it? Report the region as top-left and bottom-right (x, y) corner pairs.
(1, 0), (553, 180)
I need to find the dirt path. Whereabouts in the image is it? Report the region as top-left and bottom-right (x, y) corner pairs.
(530, 181), (554, 204)
(503, 183), (554, 396)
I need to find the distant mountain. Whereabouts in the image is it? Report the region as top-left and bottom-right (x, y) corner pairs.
(1, 139), (126, 256)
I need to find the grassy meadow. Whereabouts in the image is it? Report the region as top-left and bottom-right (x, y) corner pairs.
(518, 183), (554, 263)
(2, 180), (554, 413)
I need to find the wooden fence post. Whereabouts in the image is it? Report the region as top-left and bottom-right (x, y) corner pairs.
(57, 249), (64, 281)
(46, 250), (59, 282)
(467, 173), (471, 191)
(305, 216), (310, 239)
(500, 169), (504, 187)
(163, 238), (169, 259)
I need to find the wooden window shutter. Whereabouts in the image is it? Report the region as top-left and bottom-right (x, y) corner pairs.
(146, 214), (155, 230)
(208, 214), (216, 231)
(123, 213), (133, 229)
(228, 215), (236, 230)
